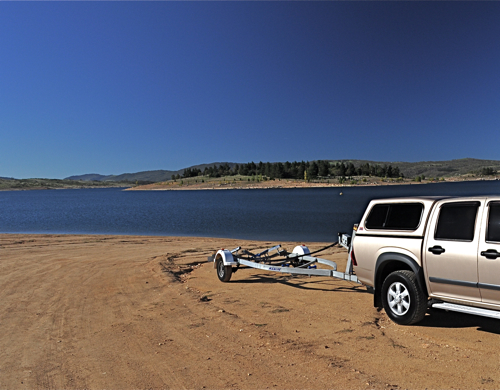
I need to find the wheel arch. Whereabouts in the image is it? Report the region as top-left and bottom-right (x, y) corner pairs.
(374, 252), (427, 308)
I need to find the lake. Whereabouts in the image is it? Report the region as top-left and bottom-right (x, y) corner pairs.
(1, 180), (500, 242)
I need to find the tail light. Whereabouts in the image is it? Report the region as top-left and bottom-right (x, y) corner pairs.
(350, 247), (358, 266)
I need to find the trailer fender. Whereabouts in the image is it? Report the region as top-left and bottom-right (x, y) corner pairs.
(215, 249), (238, 267)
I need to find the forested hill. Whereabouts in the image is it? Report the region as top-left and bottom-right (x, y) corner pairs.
(181, 161), (401, 180)
(65, 158), (500, 183)
(375, 158), (500, 179)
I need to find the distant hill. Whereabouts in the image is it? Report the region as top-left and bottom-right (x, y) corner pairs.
(0, 178), (130, 190)
(65, 158), (500, 183)
(66, 171), (175, 183)
(65, 174), (108, 181)
(327, 158), (500, 179)
(65, 163), (238, 183)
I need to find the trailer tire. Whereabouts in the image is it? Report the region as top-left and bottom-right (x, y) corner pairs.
(216, 257), (232, 282)
(381, 270), (427, 325)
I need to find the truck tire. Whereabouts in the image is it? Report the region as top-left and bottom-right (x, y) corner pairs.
(381, 270), (427, 325)
(216, 257), (232, 282)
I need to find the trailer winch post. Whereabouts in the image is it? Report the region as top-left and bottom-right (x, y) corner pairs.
(339, 224), (358, 276)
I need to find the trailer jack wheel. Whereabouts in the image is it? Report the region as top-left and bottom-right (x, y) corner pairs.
(216, 257), (232, 282)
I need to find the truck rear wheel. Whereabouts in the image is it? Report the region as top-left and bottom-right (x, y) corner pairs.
(216, 257), (232, 282)
(381, 270), (427, 325)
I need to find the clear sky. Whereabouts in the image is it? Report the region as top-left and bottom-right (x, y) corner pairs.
(1, 2), (499, 179)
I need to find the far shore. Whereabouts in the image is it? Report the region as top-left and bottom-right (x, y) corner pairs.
(0, 184), (129, 192)
(126, 175), (500, 191)
(0, 175), (498, 192)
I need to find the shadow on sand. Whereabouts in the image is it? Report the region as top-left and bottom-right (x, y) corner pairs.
(417, 308), (500, 335)
(231, 271), (369, 294)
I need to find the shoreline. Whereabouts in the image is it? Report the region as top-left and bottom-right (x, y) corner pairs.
(2, 233), (500, 389)
(0, 176), (498, 192)
(0, 185), (132, 192)
(127, 175), (500, 191)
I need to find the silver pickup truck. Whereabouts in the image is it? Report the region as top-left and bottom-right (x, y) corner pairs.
(352, 196), (500, 325)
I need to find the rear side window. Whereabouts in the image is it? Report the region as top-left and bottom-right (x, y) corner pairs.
(435, 202), (479, 241)
(365, 203), (423, 230)
(487, 202), (500, 242)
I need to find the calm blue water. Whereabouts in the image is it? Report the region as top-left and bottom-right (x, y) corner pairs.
(1, 181), (500, 242)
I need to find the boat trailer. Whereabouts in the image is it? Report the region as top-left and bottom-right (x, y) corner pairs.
(209, 232), (360, 284)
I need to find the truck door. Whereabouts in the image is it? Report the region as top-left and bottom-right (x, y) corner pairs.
(478, 200), (500, 305)
(424, 200), (482, 301)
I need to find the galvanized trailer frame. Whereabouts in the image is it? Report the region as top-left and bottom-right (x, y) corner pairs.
(210, 232), (360, 284)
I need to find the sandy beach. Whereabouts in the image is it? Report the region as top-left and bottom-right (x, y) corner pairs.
(1, 234), (499, 389)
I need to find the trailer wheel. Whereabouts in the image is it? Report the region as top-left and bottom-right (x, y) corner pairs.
(381, 270), (427, 325)
(216, 257), (232, 282)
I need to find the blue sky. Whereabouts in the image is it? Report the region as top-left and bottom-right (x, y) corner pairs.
(1, 2), (499, 179)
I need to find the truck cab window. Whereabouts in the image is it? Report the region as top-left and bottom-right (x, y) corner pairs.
(487, 202), (500, 242)
(435, 202), (479, 241)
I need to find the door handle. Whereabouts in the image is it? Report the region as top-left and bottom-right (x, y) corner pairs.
(428, 245), (446, 255)
(480, 249), (500, 259)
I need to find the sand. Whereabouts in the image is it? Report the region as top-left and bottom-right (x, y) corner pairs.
(1, 234), (499, 389)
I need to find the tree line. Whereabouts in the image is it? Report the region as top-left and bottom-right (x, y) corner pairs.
(481, 167), (497, 176)
(178, 161), (403, 180)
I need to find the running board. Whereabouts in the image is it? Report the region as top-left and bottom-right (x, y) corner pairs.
(432, 302), (500, 320)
